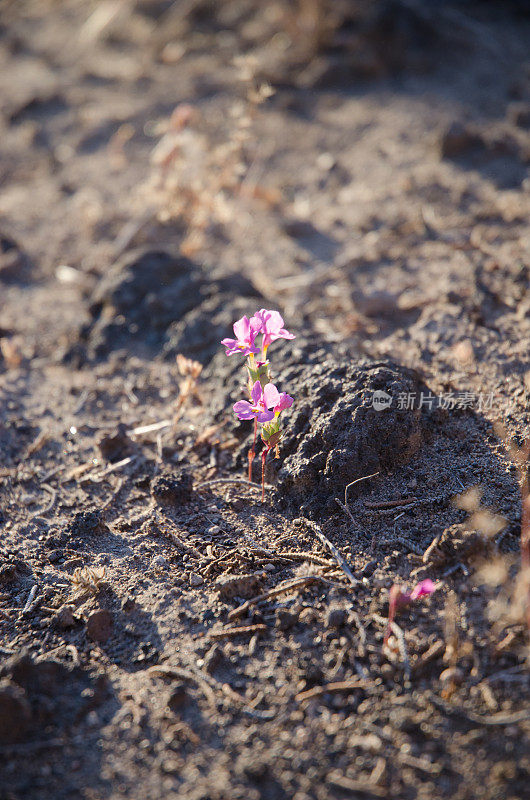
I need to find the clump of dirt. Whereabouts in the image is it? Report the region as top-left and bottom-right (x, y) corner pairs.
(71, 247), (262, 363)
(439, 120), (529, 189)
(274, 352), (427, 512)
(151, 469), (194, 506)
(0, 652), (109, 744)
(77, 247), (203, 359)
(278, 358), (422, 503)
(207, 339), (428, 510)
(163, 290), (262, 364)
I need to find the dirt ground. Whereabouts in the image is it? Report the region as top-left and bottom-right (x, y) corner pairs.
(1, 2), (530, 798)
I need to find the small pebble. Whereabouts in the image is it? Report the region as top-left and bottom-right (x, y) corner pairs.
(207, 525), (221, 535)
(189, 572), (203, 587)
(151, 555), (168, 569)
(204, 644), (226, 674)
(439, 667), (464, 685)
(325, 607), (347, 628)
(86, 609), (113, 643)
(52, 604), (76, 629)
(167, 683), (187, 711)
(275, 608), (298, 631)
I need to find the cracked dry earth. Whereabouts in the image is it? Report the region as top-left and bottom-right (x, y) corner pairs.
(1, 2), (530, 799)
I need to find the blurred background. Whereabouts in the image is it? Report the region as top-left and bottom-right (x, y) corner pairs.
(1, 0), (529, 371)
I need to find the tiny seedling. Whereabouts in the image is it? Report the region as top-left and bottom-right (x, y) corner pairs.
(221, 309), (294, 500)
(384, 578), (436, 647)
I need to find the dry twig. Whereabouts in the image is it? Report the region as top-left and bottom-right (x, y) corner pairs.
(228, 575), (342, 621)
(295, 677), (366, 703)
(295, 518), (360, 588)
(208, 624), (268, 641)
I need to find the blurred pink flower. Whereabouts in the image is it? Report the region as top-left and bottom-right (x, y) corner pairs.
(409, 579), (436, 601)
(384, 578), (436, 647)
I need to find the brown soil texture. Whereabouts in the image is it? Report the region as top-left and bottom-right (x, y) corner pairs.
(1, 2), (530, 800)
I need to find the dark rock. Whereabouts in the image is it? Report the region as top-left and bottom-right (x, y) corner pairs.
(275, 355), (425, 511)
(0, 564), (17, 584)
(75, 247), (262, 363)
(97, 423), (133, 463)
(67, 510), (107, 539)
(275, 608), (298, 631)
(44, 534), (68, 550)
(163, 292), (262, 364)
(439, 121), (484, 159)
(86, 609), (113, 643)
(151, 469), (193, 506)
(203, 643), (226, 675)
(52, 604), (77, 629)
(325, 607), (347, 628)
(360, 559), (377, 577)
(167, 683), (188, 711)
(0, 679), (32, 743)
(85, 248), (203, 357)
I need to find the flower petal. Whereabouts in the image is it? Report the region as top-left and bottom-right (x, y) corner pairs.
(233, 400), (254, 420)
(257, 409), (275, 423)
(275, 392), (294, 412)
(259, 309), (284, 333)
(233, 315), (250, 341)
(251, 381), (263, 404)
(249, 315), (263, 336)
(410, 579), (436, 600)
(267, 328), (295, 343)
(263, 383), (281, 409)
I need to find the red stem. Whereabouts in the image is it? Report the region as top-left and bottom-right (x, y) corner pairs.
(248, 417), (258, 482)
(261, 448), (267, 503)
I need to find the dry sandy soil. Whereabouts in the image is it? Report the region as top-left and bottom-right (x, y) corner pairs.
(1, 2), (530, 799)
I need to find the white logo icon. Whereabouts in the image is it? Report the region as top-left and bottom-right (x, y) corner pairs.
(372, 390), (392, 411)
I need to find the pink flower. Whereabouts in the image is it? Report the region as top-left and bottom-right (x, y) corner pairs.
(409, 579), (436, 601)
(261, 383), (294, 414)
(251, 309), (295, 352)
(233, 381), (275, 423)
(384, 579), (436, 647)
(221, 316), (260, 357)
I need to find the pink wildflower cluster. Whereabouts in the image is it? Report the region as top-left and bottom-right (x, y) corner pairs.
(221, 309), (295, 500)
